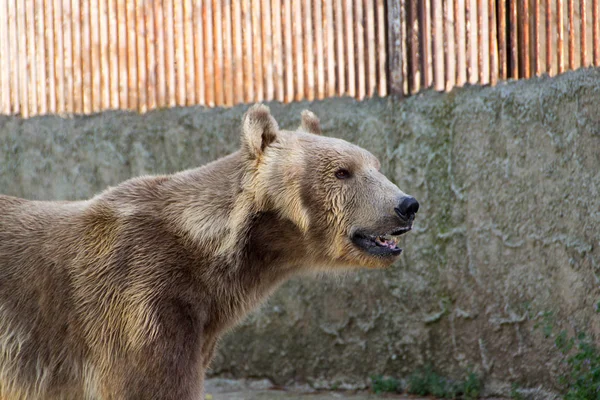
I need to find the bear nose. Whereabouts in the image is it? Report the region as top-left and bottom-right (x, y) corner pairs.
(395, 196), (419, 220)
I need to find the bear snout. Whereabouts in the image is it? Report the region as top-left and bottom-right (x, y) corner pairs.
(394, 196), (419, 221)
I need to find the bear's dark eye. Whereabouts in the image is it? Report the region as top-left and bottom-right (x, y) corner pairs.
(334, 168), (351, 180)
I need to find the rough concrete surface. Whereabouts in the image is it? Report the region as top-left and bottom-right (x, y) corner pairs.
(1, 68), (599, 398)
(203, 379), (506, 400)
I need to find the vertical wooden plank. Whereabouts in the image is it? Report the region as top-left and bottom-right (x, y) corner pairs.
(456, 0), (467, 85)
(223, 0), (234, 105)
(232, 0), (244, 103)
(17, 0), (28, 117)
(466, 0), (475, 82)
(365, 0), (376, 97)
(283, 0), (294, 101)
(251, 0), (263, 101)
(499, 0), (507, 79)
(408, 0), (419, 93)
(164, 0), (175, 107)
(44, 0), (54, 112)
(71, 0), (82, 113)
(108, 0), (119, 109)
(581, 0), (587, 66)
(53, 0), (65, 113)
(303, 0), (315, 100)
(36, 0), (48, 114)
(117, 0), (128, 109)
(484, 0), (491, 85)
(432, 0), (444, 90)
(173, 0), (185, 105)
(489, 0), (498, 84)
(126, 0), (137, 110)
(445, 0), (455, 90)
(557, 0), (564, 72)
(400, 0), (408, 95)
(213, 0), (225, 105)
(355, 0), (365, 99)
(100, 0), (110, 110)
(262, 0), (274, 101)
(81, 0), (92, 113)
(8, 0), (19, 114)
(145, 0), (156, 110)
(183, 0), (195, 105)
(154, 0), (166, 108)
(325, 0), (336, 97)
(376, 0), (386, 95)
(442, 1), (456, 90)
(533, 0), (540, 75)
(314, 0), (325, 99)
(192, 0), (204, 105)
(91, 0), (101, 111)
(242, 0), (255, 102)
(568, 0), (574, 69)
(335, 0), (345, 95)
(0, 0), (8, 114)
(594, 0), (599, 65)
(510, 0), (519, 78)
(62, 0), (73, 113)
(26, 0), (37, 116)
(478, 0), (490, 84)
(272, 0), (285, 101)
(476, 0), (482, 84)
(546, 0), (552, 74)
(593, 0), (599, 66)
(522, 0), (531, 78)
(476, 0), (482, 83)
(345, 0), (355, 97)
(0, 0), (12, 114)
(135, 0), (146, 112)
(204, 0), (215, 105)
(419, 0), (431, 88)
(293, 0), (304, 100)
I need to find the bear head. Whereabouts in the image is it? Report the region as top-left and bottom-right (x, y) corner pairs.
(240, 104), (419, 269)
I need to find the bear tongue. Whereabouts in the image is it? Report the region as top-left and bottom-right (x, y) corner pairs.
(375, 236), (398, 249)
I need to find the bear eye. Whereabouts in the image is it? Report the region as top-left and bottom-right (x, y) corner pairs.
(334, 168), (351, 180)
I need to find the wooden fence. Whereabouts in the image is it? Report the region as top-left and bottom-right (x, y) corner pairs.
(0, 0), (597, 117)
(389, 0), (600, 94)
(0, 0), (388, 118)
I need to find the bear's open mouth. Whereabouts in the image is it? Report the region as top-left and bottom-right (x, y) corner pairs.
(351, 226), (411, 257)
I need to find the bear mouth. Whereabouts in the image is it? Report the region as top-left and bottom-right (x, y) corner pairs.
(351, 226), (412, 257)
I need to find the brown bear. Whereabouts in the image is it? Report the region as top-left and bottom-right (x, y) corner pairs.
(0, 105), (419, 399)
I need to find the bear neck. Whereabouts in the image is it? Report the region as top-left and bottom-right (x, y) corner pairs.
(161, 151), (312, 333)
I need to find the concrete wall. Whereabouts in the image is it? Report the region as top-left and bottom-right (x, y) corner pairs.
(1, 68), (599, 397)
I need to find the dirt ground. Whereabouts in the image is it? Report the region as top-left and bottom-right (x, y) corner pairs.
(203, 379), (509, 400)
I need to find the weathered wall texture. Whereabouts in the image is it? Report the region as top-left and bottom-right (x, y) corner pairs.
(1, 68), (599, 397)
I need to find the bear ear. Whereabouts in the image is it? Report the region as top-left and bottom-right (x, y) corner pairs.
(241, 104), (279, 159)
(299, 110), (322, 135)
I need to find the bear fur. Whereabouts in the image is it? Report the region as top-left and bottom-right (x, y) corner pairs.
(0, 105), (417, 399)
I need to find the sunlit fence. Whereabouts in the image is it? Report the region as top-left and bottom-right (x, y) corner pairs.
(0, 0), (597, 118)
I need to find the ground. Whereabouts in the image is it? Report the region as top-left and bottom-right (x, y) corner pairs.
(204, 379), (509, 400)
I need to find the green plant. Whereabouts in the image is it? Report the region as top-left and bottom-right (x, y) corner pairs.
(407, 365), (447, 397)
(460, 371), (482, 400)
(538, 308), (600, 399)
(533, 310), (555, 338)
(370, 375), (401, 394)
(510, 383), (525, 400)
(556, 332), (600, 400)
(406, 365), (480, 399)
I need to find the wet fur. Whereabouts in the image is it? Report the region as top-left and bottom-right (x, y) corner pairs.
(0, 106), (409, 399)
